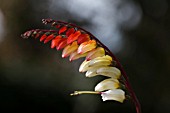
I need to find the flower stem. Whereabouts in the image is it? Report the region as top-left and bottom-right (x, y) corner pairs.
(42, 19), (141, 113)
(70, 91), (101, 96)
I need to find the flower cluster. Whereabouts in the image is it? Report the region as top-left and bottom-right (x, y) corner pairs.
(21, 19), (141, 112)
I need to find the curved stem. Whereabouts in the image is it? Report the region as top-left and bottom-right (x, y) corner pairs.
(43, 19), (141, 113)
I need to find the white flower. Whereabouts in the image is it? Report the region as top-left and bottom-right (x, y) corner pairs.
(101, 89), (125, 103)
(95, 78), (119, 91)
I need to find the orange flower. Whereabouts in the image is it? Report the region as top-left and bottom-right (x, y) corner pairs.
(62, 41), (78, 58)
(44, 34), (55, 43)
(51, 36), (62, 48)
(59, 26), (67, 34)
(67, 30), (81, 44)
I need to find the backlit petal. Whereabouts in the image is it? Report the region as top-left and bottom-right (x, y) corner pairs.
(95, 78), (119, 91)
(86, 47), (105, 60)
(69, 51), (87, 61)
(67, 31), (81, 44)
(59, 26), (67, 34)
(40, 34), (47, 42)
(44, 34), (55, 43)
(66, 28), (75, 37)
(101, 89), (125, 103)
(77, 40), (97, 54)
(57, 38), (68, 50)
(89, 55), (112, 67)
(51, 36), (62, 48)
(97, 67), (121, 79)
(77, 34), (90, 44)
(62, 41), (78, 58)
(79, 60), (90, 72)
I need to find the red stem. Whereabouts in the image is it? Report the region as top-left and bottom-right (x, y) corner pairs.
(43, 19), (141, 113)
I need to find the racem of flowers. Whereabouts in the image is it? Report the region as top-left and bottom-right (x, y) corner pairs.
(21, 19), (141, 113)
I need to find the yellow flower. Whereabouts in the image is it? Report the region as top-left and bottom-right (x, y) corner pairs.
(96, 67), (121, 79)
(89, 55), (112, 67)
(77, 40), (96, 54)
(62, 41), (78, 58)
(86, 47), (105, 60)
(69, 51), (87, 61)
(95, 78), (119, 91)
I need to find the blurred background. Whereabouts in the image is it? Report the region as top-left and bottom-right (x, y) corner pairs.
(0, 0), (170, 113)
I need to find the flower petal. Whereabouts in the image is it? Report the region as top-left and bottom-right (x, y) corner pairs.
(77, 34), (90, 44)
(101, 89), (125, 103)
(97, 67), (121, 79)
(79, 60), (90, 72)
(86, 47), (105, 60)
(40, 34), (47, 42)
(44, 34), (55, 43)
(62, 41), (78, 58)
(59, 26), (67, 34)
(57, 38), (68, 50)
(69, 51), (87, 61)
(77, 40), (96, 54)
(66, 28), (75, 37)
(51, 36), (62, 48)
(95, 78), (119, 91)
(67, 31), (81, 44)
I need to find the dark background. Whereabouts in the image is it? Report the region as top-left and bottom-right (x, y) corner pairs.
(0, 0), (170, 113)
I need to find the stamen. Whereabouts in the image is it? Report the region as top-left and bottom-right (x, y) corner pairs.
(70, 91), (101, 96)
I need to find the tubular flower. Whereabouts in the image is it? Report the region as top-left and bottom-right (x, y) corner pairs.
(101, 89), (125, 103)
(21, 19), (141, 113)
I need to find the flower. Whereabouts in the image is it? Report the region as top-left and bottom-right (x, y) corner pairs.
(21, 19), (126, 104)
(77, 40), (97, 54)
(62, 41), (78, 58)
(69, 51), (87, 61)
(95, 78), (119, 91)
(96, 67), (121, 79)
(22, 19), (142, 113)
(101, 89), (125, 103)
(86, 47), (105, 60)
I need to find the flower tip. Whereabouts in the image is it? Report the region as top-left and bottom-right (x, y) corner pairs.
(77, 51), (83, 54)
(62, 54), (67, 58)
(86, 58), (91, 61)
(44, 41), (48, 44)
(69, 58), (73, 62)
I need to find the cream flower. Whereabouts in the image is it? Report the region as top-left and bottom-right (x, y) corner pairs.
(101, 89), (125, 103)
(95, 78), (119, 91)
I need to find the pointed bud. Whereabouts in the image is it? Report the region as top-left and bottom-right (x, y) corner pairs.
(59, 26), (67, 34)
(101, 89), (125, 103)
(40, 34), (47, 42)
(67, 31), (81, 44)
(96, 67), (121, 79)
(69, 51), (87, 61)
(85, 66), (102, 77)
(86, 47), (105, 60)
(57, 38), (68, 50)
(77, 34), (90, 44)
(51, 36), (62, 48)
(66, 28), (75, 37)
(95, 78), (119, 92)
(62, 42), (78, 58)
(44, 34), (55, 43)
(77, 40), (96, 54)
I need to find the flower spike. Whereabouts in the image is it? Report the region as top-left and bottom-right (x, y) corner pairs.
(21, 18), (141, 113)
